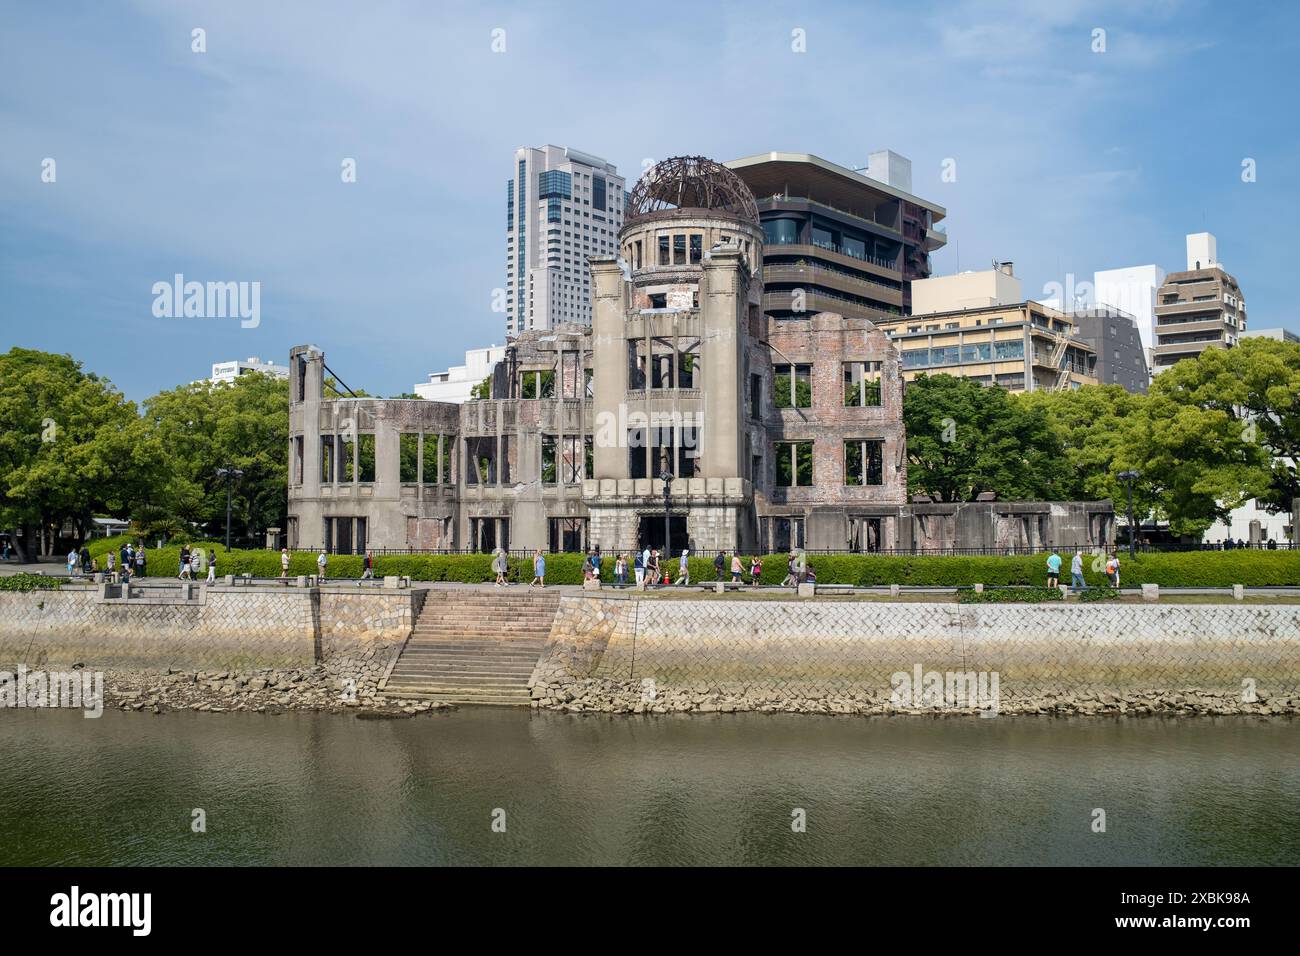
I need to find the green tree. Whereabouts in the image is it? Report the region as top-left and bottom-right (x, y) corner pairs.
(0, 348), (139, 556)
(902, 374), (1070, 502)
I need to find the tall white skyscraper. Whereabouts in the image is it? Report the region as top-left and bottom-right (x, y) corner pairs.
(505, 145), (625, 336)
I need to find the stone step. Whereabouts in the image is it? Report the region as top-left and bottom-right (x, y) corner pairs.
(390, 666), (536, 679)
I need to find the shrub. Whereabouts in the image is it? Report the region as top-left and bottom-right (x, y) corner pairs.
(0, 573), (62, 591)
(958, 586), (1063, 604)
(1077, 587), (1122, 602)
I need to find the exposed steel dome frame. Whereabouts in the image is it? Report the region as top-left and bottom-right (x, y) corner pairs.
(625, 156), (760, 227)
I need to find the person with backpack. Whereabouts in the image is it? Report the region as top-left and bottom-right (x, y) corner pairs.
(1105, 553), (1120, 588)
(713, 551), (726, 581)
(674, 548), (690, 585)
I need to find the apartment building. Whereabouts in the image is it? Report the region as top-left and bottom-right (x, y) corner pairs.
(1070, 306), (1150, 394)
(725, 151), (947, 321)
(413, 344), (507, 404)
(1152, 233), (1247, 372)
(878, 265), (1098, 393)
(505, 145), (625, 336)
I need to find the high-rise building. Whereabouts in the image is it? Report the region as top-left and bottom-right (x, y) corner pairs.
(725, 151), (947, 321)
(1151, 232), (1246, 372)
(1093, 264), (1165, 371)
(505, 145), (625, 336)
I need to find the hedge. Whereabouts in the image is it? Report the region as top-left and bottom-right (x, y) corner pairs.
(958, 587), (1063, 604)
(0, 573), (62, 592)
(77, 541), (1300, 588)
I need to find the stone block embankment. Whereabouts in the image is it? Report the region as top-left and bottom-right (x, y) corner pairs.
(529, 597), (1300, 715)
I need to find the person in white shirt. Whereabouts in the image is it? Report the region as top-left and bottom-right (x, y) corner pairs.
(317, 551), (328, 581)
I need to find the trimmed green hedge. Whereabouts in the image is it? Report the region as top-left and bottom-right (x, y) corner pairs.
(958, 587), (1063, 604)
(0, 573), (63, 591)
(88, 545), (1300, 588)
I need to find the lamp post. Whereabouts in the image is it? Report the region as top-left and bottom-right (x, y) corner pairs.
(660, 470), (674, 555)
(1117, 469), (1140, 559)
(215, 465), (245, 551)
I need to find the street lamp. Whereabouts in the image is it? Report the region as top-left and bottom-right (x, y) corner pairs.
(660, 470), (674, 556)
(215, 465), (245, 551)
(1117, 469), (1140, 559)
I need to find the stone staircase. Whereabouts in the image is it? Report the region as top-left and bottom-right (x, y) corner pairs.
(379, 589), (561, 705)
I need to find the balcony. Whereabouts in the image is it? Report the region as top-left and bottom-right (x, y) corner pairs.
(762, 241), (901, 281)
(763, 290), (902, 322)
(1155, 298), (1224, 317)
(1155, 317), (1229, 336)
(763, 263), (903, 306)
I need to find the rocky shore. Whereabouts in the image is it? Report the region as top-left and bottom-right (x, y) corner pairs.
(102, 649), (454, 717)
(529, 677), (1300, 717)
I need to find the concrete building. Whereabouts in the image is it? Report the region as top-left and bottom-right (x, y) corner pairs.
(288, 157), (1111, 555)
(1094, 264), (1165, 371)
(1244, 327), (1299, 344)
(879, 265), (1099, 393)
(725, 151), (947, 320)
(505, 145), (625, 337)
(1070, 306), (1150, 394)
(1152, 232), (1246, 373)
(210, 356), (289, 384)
(414, 344), (507, 404)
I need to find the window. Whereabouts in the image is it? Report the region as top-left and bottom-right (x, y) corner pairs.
(775, 441), (813, 486)
(421, 434), (450, 484)
(343, 434), (375, 482)
(689, 234), (702, 263)
(750, 373), (762, 418)
(673, 234), (686, 265)
(993, 340), (1025, 360)
(399, 434), (419, 483)
(843, 361), (882, 406)
(844, 439), (884, 486)
(773, 364), (812, 408)
(658, 236), (670, 266)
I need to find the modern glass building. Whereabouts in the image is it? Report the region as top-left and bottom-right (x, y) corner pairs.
(505, 145), (625, 336)
(725, 151), (947, 321)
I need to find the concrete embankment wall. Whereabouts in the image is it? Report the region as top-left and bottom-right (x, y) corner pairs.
(535, 597), (1300, 699)
(0, 584), (419, 672)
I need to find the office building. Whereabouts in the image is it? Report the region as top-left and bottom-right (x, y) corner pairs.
(505, 145), (624, 336)
(210, 357), (289, 384)
(1070, 306), (1150, 393)
(725, 151), (947, 321)
(880, 264), (1099, 393)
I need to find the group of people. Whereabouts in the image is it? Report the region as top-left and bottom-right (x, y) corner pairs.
(176, 544), (218, 583)
(483, 546), (814, 590)
(66, 542), (148, 580)
(1045, 549), (1122, 589)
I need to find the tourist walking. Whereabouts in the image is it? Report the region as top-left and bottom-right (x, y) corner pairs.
(106, 550), (116, 576)
(781, 551), (797, 588)
(178, 545), (190, 580)
(80, 545), (91, 576)
(633, 550), (645, 588)
(730, 552), (743, 583)
(206, 549), (217, 583)
(713, 551), (726, 581)
(492, 548), (508, 586)
(592, 546), (602, 580)
(67, 547), (78, 576)
(280, 547), (291, 580)
(317, 550), (328, 581)
(1070, 550), (1085, 590)
(615, 553), (627, 586)
(360, 550), (375, 581)
(1046, 550), (1062, 588)
(529, 550), (546, 588)
(1105, 552), (1120, 588)
(749, 555), (762, 587)
(648, 549), (662, 587)
(134, 546), (145, 577)
(674, 548), (690, 585)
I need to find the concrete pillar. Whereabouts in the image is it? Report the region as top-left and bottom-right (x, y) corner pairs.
(1141, 583), (1159, 602)
(1233, 584), (1245, 600)
(590, 259), (628, 479)
(700, 250), (746, 478)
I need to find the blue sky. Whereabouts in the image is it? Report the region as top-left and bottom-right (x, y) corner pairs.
(2, 0), (1297, 402)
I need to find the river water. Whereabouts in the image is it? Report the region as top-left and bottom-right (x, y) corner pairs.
(1, 708), (1296, 866)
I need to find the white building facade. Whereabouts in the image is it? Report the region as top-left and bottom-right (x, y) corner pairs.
(414, 344), (507, 404)
(505, 145), (625, 336)
(210, 356), (289, 383)
(1093, 264), (1165, 373)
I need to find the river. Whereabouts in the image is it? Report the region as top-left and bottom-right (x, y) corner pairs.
(1, 709), (1296, 865)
